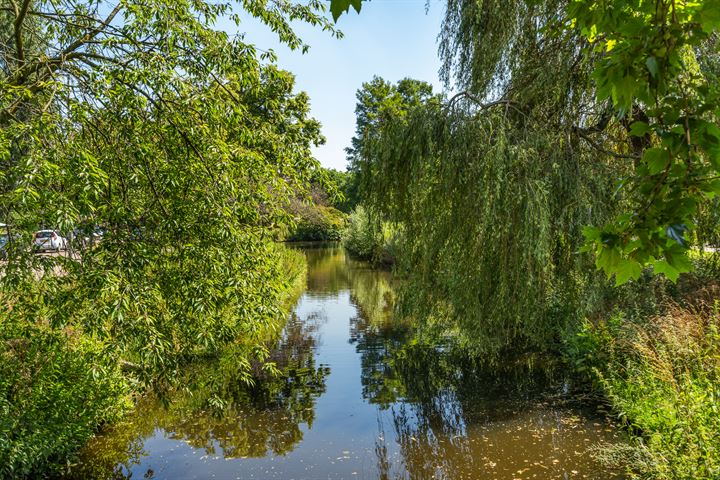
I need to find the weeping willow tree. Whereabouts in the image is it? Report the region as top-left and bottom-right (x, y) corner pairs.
(345, 0), (720, 359)
(347, 2), (624, 359)
(337, 0), (720, 281)
(360, 104), (619, 358)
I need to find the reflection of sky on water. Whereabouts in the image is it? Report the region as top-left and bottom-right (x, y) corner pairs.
(63, 246), (625, 480)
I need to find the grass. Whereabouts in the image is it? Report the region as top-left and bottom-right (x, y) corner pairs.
(581, 302), (720, 479)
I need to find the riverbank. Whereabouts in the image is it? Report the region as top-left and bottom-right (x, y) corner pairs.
(566, 267), (720, 479)
(0, 243), (307, 478)
(344, 200), (720, 478)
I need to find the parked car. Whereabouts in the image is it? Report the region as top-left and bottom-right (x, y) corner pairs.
(34, 230), (67, 252)
(91, 227), (105, 245)
(0, 235), (7, 260)
(70, 226), (105, 248)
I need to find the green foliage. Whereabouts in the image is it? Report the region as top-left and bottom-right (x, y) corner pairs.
(0, 0), (332, 475)
(322, 168), (360, 213)
(283, 167), (351, 241)
(578, 305), (720, 479)
(329, 0), (365, 21)
(353, 75), (617, 358)
(0, 243), (306, 477)
(565, 0), (720, 282)
(342, 205), (400, 266)
(286, 202), (347, 242)
(0, 316), (130, 477)
(346, 76), (436, 208)
(437, 0), (720, 283)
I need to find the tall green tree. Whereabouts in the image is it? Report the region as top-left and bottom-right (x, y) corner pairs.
(346, 76), (436, 208)
(0, 0), (336, 372)
(0, 1), (336, 474)
(333, 0), (720, 283)
(335, 0), (720, 359)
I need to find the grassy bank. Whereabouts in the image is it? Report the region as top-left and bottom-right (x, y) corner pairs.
(564, 263), (720, 479)
(0, 244), (306, 478)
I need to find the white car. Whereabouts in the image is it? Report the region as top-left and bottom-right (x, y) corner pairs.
(34, 230), (67, 252)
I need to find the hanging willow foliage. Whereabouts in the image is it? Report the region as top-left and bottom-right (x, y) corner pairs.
(347, 0), (720, 356)
(348, 0), (642, 358)
(361, 93), (627, 357)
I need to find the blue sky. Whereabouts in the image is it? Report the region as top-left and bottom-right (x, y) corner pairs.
(232, 2), (446, 171)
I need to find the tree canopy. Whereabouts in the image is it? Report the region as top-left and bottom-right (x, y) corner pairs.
(1, 2), (336, 473)
(0, 0), (335, 364)
(335, 0), (720, 285)
(339, 1), (720, 360)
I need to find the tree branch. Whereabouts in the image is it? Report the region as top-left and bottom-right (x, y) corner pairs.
(575, 128), (640, 160)
(446, 91), (526, 116)
(13, 0), (32, 64)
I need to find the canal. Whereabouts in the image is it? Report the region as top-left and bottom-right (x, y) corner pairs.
(63, 245), (625, 479)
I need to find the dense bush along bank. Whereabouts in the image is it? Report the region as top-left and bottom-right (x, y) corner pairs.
(285, 202), (347, 242)
(0, 244), (306, 478)
(342, 206), (399, 267)
(564, 263), (720, 479)
(281, 168), (357, 243)
(587, 305), (720, 479)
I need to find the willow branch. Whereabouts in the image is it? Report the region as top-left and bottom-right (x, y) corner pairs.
(575, 128), (640, 160)
(446, 91), (526, 116)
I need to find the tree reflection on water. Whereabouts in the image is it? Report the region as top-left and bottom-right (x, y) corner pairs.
(63, 246), (624, 480)
(347, 258), (623, 480)
(63, 312), (329, 479)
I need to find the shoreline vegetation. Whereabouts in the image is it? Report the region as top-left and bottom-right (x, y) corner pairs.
(331, 0), (720, 474)
(3, 0), (720, 478)
(0, 244), (307, 478)
(343, 203), (720, 478)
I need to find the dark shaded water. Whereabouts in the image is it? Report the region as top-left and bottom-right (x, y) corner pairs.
(63, 245), (625, 479)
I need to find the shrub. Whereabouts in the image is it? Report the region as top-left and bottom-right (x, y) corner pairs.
(343, 205), (400, 266)
(0, 243), (306, 477)
(286, 200), (347, 242)
(0, 320), (130, 478)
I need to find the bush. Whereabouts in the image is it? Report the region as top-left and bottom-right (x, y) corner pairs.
(0, 243), (306, 477)
(0, 320), (130, 478)
(342, 205), (400, 266)
(286, 200), (347, 242)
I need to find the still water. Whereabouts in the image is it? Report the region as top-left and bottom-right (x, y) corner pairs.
(64, 245), (625, 480)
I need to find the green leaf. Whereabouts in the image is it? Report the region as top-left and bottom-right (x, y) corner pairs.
(670, 125), (685, 135)
(596, 246), (622, 275)
(665, 249), (693, 275)
(653, 259), (680, 282)
(614, 259), (642, 285)
(629, 121), (651, 137)
(582, 225), (602, 241)
(643, 147), (669, 174)
(329, 0), (365, 21)
(699, 1), (720, 32)
(701, 179), (720, 198)
(645, 56), (659, 78)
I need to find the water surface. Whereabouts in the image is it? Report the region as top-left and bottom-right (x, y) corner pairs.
(64, 245), (625, 479)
